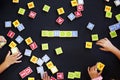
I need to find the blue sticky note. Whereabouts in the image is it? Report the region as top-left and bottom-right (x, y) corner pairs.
(87, 22), (95, 30)
(67, 13), (76, 21)
(15, 35), (24, 44)
(17, 23), (25, 32)
(72, 31), (78, 37)
(116, 23), (120, 30)
(109, 25), (116, 31)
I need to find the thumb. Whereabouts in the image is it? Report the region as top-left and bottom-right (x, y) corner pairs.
(99, 48), (107, 51)
(98, 71), (102, 76)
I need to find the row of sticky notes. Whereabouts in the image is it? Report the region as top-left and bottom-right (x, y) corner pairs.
(41, 30), (78, 37)
(68, 71), (81, 79)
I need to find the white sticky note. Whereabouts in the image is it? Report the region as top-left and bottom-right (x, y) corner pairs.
(42, 54), (50, 63)
(24, 49), (32, 56)
(37, 58), (44, 66)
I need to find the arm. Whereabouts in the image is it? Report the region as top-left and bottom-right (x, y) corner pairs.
(88, 64), (103, 80)
(0, 51), (22, 74)
(96, 38), (120, 60)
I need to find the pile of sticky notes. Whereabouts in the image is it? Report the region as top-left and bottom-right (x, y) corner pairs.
(105, 5), (112, 18)
(68, 71), (81, 79)
(97, 62), (105, 72)
(41, 30), (78, 37)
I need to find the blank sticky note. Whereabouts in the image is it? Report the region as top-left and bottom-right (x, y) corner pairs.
(91, 34), (99, 41)
(110, 31), (117, 38)
(55, 47), (63, 55)
(50, 66), (58, 74)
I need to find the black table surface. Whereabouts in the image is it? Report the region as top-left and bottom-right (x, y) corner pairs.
(0, 0), (120, 80)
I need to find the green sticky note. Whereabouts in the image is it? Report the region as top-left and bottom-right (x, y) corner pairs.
(60, 31), (66, 37)
(110, 31), (117, 38)
(42, 43), (49, 50)
(55, 47), (63, 55)
(43, 5), (50, 12)
(18, 8), (25, 15)
(65, 31), (72, 37)
(48, 31), (54, 37)
(74, 71), (81, 79)
(68, 72), (74, 79)
(91, 34), (99, 41)
(41, 30), (48, 37)
(115, 14), (120, 22)
(105, 11), (112, 18)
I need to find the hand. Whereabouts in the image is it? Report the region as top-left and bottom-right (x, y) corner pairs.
(0, 36), (7, 42)
(43, 72), (50, 80)
(4, 51), (22, 67)
(88, 64), (102, 79)
(96, 38), (116, 52)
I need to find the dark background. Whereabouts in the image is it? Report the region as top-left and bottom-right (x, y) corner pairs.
(0, 0), (120, 80)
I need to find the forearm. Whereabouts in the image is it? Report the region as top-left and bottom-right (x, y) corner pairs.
(110, 46), (120, 60)
(0, 61), (10, 74)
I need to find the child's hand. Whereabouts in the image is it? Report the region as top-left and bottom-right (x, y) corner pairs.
(0, 36), (7, 42)
(88, 64), (102, 79)
(4, 51), (22, 67)
(43, 72), (50, 80)
(96, 38), (116, 52)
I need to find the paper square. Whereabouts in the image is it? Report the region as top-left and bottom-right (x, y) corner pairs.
(110, 31), (117, 38)
(30, 55), (38, 64)
(65, 31), (72, 37)
(56, 16), (64, 25)
(72, 31), (78, 37)
(24, 49), (32, 57)
(36, 66), (44, 74)
(57, 7), (65, 15)
(5, 21), (12, 28)
(104, 5), (111, 12)
(15, 35), (23, 44)
(25, 37), (33, 45)
(60, 31), (66, 37)
(115, 14), (120, 22)
(11, 47), (19, 54)
(97, 62), (105, 72)
(36, 58), (44, 66)
(91, 34), (99, 41)
(28, 77), (35, 80)
(57, 72), (64, 79)
(17, 23), (25, 32)
(28, 11), (37, 19)
(87, 22), (95, 30)
(9, 41), (17, 49)
(29, 42), (38, 50)
(48, 31), (54, 37)
(55, 47), (63, 55)
(50, 66), (58, 74)
(85, 42), (92, 49)
(13, 20), (20, 27)
(54, 30), (60, 37)
(78, 0), (84, 4)
(74, 71), (81, 78)
(41, 30), (48, 37)
(41, 43), (49, 50)
(27, 2), (35, 9)
(18, 8), (26, 15)
(71, 0), (78, 7)
(7, 30), (15, 38)
(46, 61), (54, 69)
(68, 72), (74, 79)
(12, 0), (19, 3)
(43, 5), (51, 12)
(105, 11), (112, 18)
(42, 54), (50, 63)
(67, 13), (76, 21)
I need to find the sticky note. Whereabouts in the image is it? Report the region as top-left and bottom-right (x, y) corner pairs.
(87, 22), (95, 30)
(28, 11), (37, 19)
(15, 35), (23, 44)
(57, 72), (64, 80)
(65, 31), (72, 37)
(67, 13), (76, 21)
(85, 42), (92, 49)
(110, 31), (117, 38)
(30, 55), (38, 64)
(68, 72), (74, 79)
(78, 0), (84, 4)
(60, 31), (66, 37)
(71, 0), (78, 7)
(41, 30), (48, 37)
(11, 47), (19, 54)
(17, 23), (25, 32)
(28, 77), (35, 80)
(41, 43), (49, 50)
(50, 66), (58, 74)
(13, 20), (20, 27)
(114, 0), (120, 7)
(27, 2), (35, 9)
(97, 62), (105, 72)
(56, 16), (64, 25)
(46, 61), (54, 69)
(25, 37), (33, 45)
(105, 11), (112, 18)
(43, 5), (51, 12)
(115, 14), (120, 22)
(5, 21), (12, 28)
(36, 66), (44, 74)
(104, 5), (111, 12)
(9, 41), (17, 48)
(55, 47), (63, 55)
(29, 42), (38, 50)
(24, 49), (32, 57)
(18, 8), (26, 15)
(74, 71), (81, 78)
(36, 58), (44, 66)
(7, 30), (15, 38)
(42, 54), (50, 63)
(91, 34), (99, 41)
(12, 0), (19, 3)
(72, 31), (78, 37)
(57, 7), (65, 15)
(48, 31), (54, 37)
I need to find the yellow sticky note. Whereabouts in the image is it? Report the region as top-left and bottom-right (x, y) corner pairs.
(28, 77), (35, 80)
(12, 0), (19, 3)
(71, 0), (78, 7)
(97, 62), (105, 71)
(25, 37), (33, 45)
(46, 61), (54, 69)
(85, 42), (92, 49)
(104, 5), (111, 12)
(50, 66), (58, 74)
(9, 41), (17, 49)
(13, 20), (20, 27)
(27, 2), (35, 9)
(57, 7), (65, 15)
(55, 47), (63, 55)
(41, 30), (48, 37)
(30, 55), (38, 64)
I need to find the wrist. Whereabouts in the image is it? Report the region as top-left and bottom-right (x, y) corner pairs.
(91, 76), (103, 80)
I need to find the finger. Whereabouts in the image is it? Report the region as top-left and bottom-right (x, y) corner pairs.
(104, 38), (108, 41)
(98, 71), (102, 75)
(17, 55), (22, 60)
(47, 76), (50, 80)
(99, 48), (108, 51)
(6, 51), (11, 57)
(87, 67), (90, 73)
(15, 60), (22, 63)
(96, 41), (104, 46)
(17, 52), (22, 57)
(43, 72), (47, 80)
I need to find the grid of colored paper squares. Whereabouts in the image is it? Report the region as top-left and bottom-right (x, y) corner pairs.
(43, 4), (51, 12)
(41, 30), (78, 37)
(57, 7), (65, 15)
(97, 62), (105, 72)
(68, 71), (81, 79)
(55, 47), (63, 55)
(27, 2), (35, 9)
